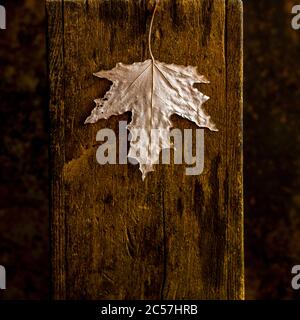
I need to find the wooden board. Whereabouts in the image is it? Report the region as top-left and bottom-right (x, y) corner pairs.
(47, 0), (243, 300)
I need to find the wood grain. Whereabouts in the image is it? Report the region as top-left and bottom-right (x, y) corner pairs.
(47, 0), (243, 299)
(46, 0), (66, 299)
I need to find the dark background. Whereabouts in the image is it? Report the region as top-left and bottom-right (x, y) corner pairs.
(0, 0), (299, 299)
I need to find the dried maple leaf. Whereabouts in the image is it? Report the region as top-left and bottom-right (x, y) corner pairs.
(85, 1), (217, 180)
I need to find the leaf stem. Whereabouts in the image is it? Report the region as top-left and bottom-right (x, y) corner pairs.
(149, 0), (159, 62)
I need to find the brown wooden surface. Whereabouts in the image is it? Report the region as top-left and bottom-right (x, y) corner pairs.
(47, 0), (243, 300)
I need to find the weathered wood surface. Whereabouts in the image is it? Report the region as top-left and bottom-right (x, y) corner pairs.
(47, 0), (243, 300)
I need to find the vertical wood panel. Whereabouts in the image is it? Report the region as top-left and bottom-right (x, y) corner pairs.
(225, 0), (244, 299)
(47, 0), (243, 299)
(46, 0), (66, 299)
